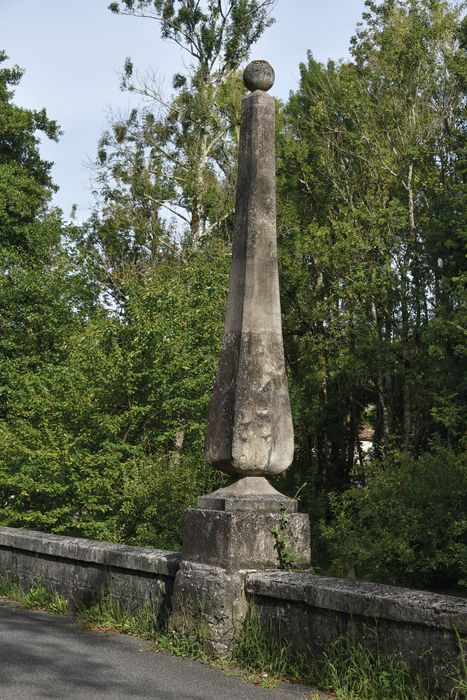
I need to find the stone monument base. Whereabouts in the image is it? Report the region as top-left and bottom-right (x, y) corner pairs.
(169, 489), (311, 655)
(182, 506), (310, 570)
(197, 476), (297, 513)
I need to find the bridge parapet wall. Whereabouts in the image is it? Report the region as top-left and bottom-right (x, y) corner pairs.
(0, 526), (465, 696)
(246, 570), (466, 696)
(0, 526), (180, 621)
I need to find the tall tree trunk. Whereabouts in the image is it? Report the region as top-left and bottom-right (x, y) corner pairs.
(400, 263), (411, 452)
(190, 131), (208, 246)
(401, 161), (418, 452)
(371, 301), (388, 453)
(316, 370), (329, 495)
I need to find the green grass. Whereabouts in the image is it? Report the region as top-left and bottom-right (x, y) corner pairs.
(1, 577), (465, 699)
(233, 606), (308, 684)
(0, 576), (68, 615)
(317, 639), (429, 700)
(76, 592), (208, 659)
(234, 607), (467, 700)
(77, 594), (160, 638)
(453, 630), (467, 700)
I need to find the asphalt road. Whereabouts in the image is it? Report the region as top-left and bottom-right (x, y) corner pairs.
(0, 600), (324, 699)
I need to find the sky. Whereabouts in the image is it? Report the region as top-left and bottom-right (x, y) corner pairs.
(2, 0), (367, 222)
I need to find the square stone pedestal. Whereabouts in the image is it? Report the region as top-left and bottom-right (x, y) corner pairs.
(169, 491), (311, 656)
(182, 507), (311, 570)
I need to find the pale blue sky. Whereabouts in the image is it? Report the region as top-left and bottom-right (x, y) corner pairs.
(2, 0), (366, 221)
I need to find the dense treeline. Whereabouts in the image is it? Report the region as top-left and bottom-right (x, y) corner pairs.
(0, 1), (465, 590)
(277, 0), (467, 587)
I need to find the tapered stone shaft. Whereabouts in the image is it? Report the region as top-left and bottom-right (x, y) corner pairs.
(205, 61), (293, 478)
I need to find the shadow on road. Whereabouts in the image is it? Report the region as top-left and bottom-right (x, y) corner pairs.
(0, 601), (316, 699)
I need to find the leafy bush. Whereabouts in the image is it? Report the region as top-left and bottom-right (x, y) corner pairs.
(321, 447), (467, 589)
(116, 453), (225, 551)
(0, 247), (229, 547)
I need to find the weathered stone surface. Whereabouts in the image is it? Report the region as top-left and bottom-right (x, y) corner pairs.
(0, 526), (180, 576)
(169, 561), (248, 657)
(246, 571), (467, 697)
(182, 508), (311, 571)
(205, 67), (293, 478)
(246, 570), (467, 629)
(243, 59), (275, 92)
(198, 476), (296, 512)
(0, 525), (464, 693)
(0, 527), (180, 619)
(175, 60), (310, 658)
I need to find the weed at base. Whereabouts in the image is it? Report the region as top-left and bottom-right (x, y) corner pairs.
(233, 606), (309, 685)
(317, 638), (429, 700)
(451, 630), (467, 700)
(0, 576), (68, 615)
(153, 629), (207, 659)
(77, 591), (209, 661)
(77, 594), (160, 639)
(233, 607), (445, 700)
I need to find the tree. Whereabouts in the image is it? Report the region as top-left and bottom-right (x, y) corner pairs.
(350, 0), (465, 452)
(0, 52), (97, 534)
(0, 240), (230, 546)
(84, 2), (276, 309)
(2, 0), (280, 541)
(0, 49), (60, 366)
(0, 50), (94, 380)
(277, 0), (465, 524)
(0, 52), (229, 541)
(95, 0), (276, 251)
(321, 447), (467, 589)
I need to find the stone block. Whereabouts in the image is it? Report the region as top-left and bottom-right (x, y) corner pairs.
(246, 570), (467, 697)
(0, 527), (180, 620)
(169, 561), (248, 656)
(182, 507), (311, 571)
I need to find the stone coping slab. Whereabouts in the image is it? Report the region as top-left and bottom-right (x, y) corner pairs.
(0, 527), (181, 577)
(246, 570), (467, 631)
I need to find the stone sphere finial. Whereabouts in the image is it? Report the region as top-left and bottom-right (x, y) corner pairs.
(243, 60), (275, 92)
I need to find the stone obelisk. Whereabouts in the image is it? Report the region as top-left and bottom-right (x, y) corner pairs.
(205, 61), (293, 485)
(169, 62), (311, 656)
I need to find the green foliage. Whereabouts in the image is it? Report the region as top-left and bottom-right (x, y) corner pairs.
(0, 577), (68, 615)
(277, 0), (466, 575)
(77, 590), (161, 639)
(77, 588), (208, 658)
(0, 241), (229, 545)
(0, 51), (88, 366)
(117, 455), (214, 550)
(271, 505), (297, 571)
(108, 1), (275, 72)
(0, 52), (99, 535)
(454, 630), (467, 700)
(156, 625), (208, 660)
(1, 1), (466, 594)
(97, 1), (276, 252)
(234, 607), (434, 699)
(233, 606), (308, 683)
(321, 447), (467, 589)
(271, 502), (308, 571)
(315, 638), (430, 700)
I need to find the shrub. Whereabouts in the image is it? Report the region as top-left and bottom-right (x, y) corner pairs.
(321, 447), (467, 589)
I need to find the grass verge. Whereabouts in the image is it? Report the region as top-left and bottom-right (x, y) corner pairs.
(233, 607), (437, 699)
(1, 577), (465, 699)
(0, 576), (68, 615)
